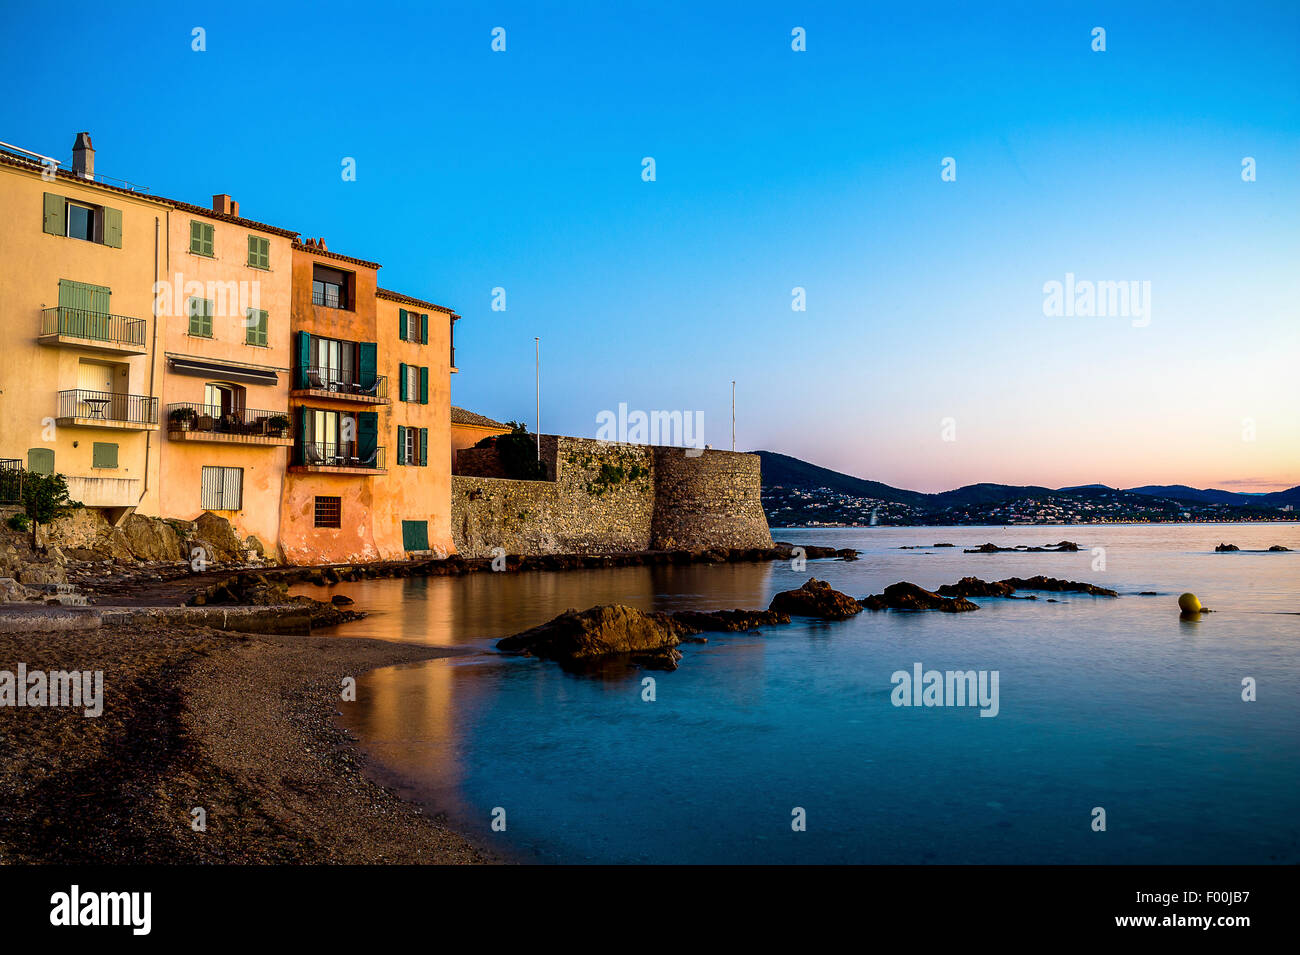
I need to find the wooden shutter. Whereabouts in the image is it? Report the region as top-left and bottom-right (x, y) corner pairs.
(419, 427), (428, 466)
(396, 425), (407, 465)
(358, 342), (377, 389)
(419, 366), (428, 404)
(399, 309), (408, 341)
(102, 207), (122, 248)
(295, 331), (312, 388)
(27, 448), (54, 475)
(190, 220), (203, 253)
(248, 235), (269, 269)
(247, 309), (268, 346)
(357, 411), (379, 461)
(399, 362), (408, 401)
(92, 442), (118, 468)
(43, 193), (66, 234)
(420, 313), (428, 345)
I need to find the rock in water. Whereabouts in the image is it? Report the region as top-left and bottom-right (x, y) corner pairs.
(768, 578), (863, 619)
(998, 576), (1118, 597)
(1215, 543), (1240, 552)
(1268, 545), (1291, 552)
(937, 577), (1017, 598)
(496, 604), (691, 667)
(671, 609), (791, 632)
(861, 582), (979, 612)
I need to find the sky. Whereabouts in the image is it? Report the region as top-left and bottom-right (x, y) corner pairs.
(1, 0), (1296, 493)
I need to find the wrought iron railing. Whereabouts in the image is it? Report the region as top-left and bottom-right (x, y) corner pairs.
(294, 366), (387, 399)
(0, 459), (23, 504)
(167, 403), (292, 438)
(293, 442), (385, 470)
(58, 389), (158, 425)
(311, 286), (343, 308)
(42, 307), (147, 346)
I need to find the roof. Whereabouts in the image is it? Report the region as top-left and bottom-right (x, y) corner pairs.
(451, 407), (510, 430)
(291, 239), (380, 270)
(376, 287), (457, 316)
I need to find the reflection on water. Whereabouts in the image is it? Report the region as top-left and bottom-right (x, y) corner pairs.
(329, 524), (1300, 864)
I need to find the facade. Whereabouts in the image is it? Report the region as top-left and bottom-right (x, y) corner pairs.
(158, 194), (296, 552)
(1, 134), (462, 563)
(0, 138), (167, 523)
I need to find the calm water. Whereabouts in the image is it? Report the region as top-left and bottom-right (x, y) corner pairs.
(313, 524), (1300, 864)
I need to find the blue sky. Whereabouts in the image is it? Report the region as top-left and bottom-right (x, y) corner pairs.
(2, 0), (1296, 491)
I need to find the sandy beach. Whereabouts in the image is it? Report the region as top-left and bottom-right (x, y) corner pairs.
(0, 622), (496, 864)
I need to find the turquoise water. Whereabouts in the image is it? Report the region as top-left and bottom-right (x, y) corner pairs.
(322, 524), (1300, 864)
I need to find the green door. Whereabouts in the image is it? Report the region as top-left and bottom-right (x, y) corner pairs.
(401, 520), (429, 551)
(58, 280), (111, 341)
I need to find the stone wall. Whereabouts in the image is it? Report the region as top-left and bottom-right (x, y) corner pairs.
(451, 436), (772, 558)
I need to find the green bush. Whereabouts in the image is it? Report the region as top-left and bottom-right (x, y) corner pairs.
(492, 422), (547, 480)
(6, 513), (30, 532)
(22, 471), (80, 524)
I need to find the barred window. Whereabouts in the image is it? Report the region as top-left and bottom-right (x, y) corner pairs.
(314, 496), (341, 528)
(200, 466), (243, 510)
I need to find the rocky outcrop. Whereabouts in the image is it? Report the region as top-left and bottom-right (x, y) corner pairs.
(936, 577), (1017, 598)
(861, 582), (979, 612)
(120, 514), (183, 561)
(999, 575), (1118, 596)
(193, 511), (247, 563)
(768, 578), (863, 620)
(42, 509), (271, 566)
(671, 608), (790, 632)
(1269, 545), (1291, 552)
(1215, 543), (1240, 552)
(964, 541), (1081, 553)
(496, 604), (693, 669)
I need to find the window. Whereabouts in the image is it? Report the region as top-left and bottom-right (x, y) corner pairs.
(91, 442), (118, 469)
(203, 382), (244, 418)
(311, 265), (350, 309)
(247, 235), (270, 269)
(402, 364), (419, 401)
(67, 202), (96, 242)
(245, 308), (268, 346)
(399, 309), (427, 343)
(314, 496), (342, 528)
(190, 220), (215, 256)
(188, 297), (214, 337)
(201, 466), (243, 510)
(397, 426), (428, 466)
(27, 448), (54, 476)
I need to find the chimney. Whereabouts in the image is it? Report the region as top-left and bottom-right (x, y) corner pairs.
(71, 132), (94, 180)
(212, 194), (239, 218)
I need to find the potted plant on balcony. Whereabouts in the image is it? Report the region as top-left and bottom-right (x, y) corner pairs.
(169, 406), (197, 431)
(265, 414), (291, 438)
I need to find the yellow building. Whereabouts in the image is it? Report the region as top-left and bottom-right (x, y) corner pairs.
(157, 194), (297, 556)
(0, 136), (167, 523)
(451, 406), (510, 471)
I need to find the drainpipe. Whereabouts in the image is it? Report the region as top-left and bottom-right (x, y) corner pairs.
(138, 214), (161, 509)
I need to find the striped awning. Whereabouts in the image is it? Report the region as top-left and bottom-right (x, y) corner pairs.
(168, 356), (279, 386)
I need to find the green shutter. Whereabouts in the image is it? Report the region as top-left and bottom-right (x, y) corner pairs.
(246, 309), (268, 346)
(399, 309), (408, 341)
(401, 520), (429, 551)
(398, 363), (408, 401)
(357, 411), (379, 461)
(248, 235), (269, 269)
(189, 220), (203, 253)
(420, 313), (429, 345)
(419, 427), (428, 466)
(189, 298), (213, 337)
(419, 366), (428, 404)
(358, 342), (377, 389)
(190, 220), (213, 256)
(102, 207), (122, 248)
(27, 448), (54, 475)
(397, 425), (407, 465)
(92, 442), (118, 469)
(295, 331), (313, 388)
(296, 407), (309, 463)
(43, 193), (66, 235)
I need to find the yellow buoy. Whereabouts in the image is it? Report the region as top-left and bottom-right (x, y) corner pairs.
(1178, 592), (1202, 614)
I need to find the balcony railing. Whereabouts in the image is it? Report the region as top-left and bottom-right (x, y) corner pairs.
(41, 306), (147, 347)
(58, 389), (158, 425)
(293, 442), (385, 470)
(167, 403), (292, 439)
(311, 287), (343, 308)
(294, 366), (387, 399)
(0, 459), (22, 504)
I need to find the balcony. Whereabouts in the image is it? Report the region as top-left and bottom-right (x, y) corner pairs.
(291, 366), (388, 404)
(39, 307), (148, 356)
(289, 441), (386, 475)
(65, 475), (142, 508)
(56, 390), (159, 431)
(166, 403), (294, 446)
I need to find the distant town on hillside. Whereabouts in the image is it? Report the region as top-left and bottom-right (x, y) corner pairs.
(758, 451), (1300, 527)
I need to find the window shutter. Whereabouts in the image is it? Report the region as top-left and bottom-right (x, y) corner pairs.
(103, 207), (122, 248)
(92, 442), (118, 468)
(246, 309), (268, 346)
(296, 407), (309, 462)
(419, 428), (428, 466)
(419, 366), (429, 405)
(399, 363), (408, 401)
(43, 193), (66, 235)
(397, 425), (407, 465)
(358, 342), (377, 389)
(295, 331), (312, 388)
(190, 220), (203, 253)
(420, 313), (429, 345)
(248, 235), (269, 269)
(357, 412), (379, 460)
(399, 309), (408, 341)
(27, 448), (54, 475)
